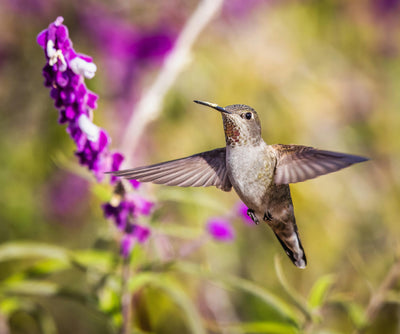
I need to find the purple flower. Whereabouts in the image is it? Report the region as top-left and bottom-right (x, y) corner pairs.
(102, 201), (133, 230)
(207, 218), (235, 242)
(109, 152), (124, 185)
(236, 202), (254, 225)
(38, 17), (153, 258)
(129, 179), (141, 189)
(37, 17), (126, 182)
(129, 194), (154, 216)
(102, 199), (151, 257)
(102, 194), (153, 257)
(46, 172), (89, 223)
(102, 196), (154, 230)
(120, 224), (151, 258)
(134, 32), (175, 63)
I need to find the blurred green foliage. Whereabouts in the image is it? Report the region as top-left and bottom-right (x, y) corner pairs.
(1, 0), (400, 333)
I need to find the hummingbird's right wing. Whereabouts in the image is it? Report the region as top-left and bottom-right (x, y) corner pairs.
(109, 148), (232, 191)
(272, 144), (369, 185)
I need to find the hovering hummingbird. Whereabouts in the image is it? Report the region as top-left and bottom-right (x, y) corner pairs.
(110, 100), (368, 268)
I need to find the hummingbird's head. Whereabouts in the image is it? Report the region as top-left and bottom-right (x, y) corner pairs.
(194, 100), (262, 147)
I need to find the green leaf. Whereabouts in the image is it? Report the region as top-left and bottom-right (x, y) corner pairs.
(0, 242), (115, 276)
(73, 249), (115, 272)
(175, 262), (301, 327)
(98, 285), (120, 314)
(1, 258), (70, 284)
(0, 297), (23, 316)
(29, 259), (70, 275)
(0, 242), (71, 263)
(0, 280), (93, 306)
(34, 304), (58, 334)
(156, 280), (206, 334)
(91, 183), (113, 202)
(308, 274), (335, 309)
(222, 321), (298, 334)
(129, 272), (159, 292)
(0, 280), (59, 297)
(129, 272), (206, 334)
(345, 302), (367, 329)
(330, 296), (367, 329)
(274, 256), (312, 322)
(0, 298), (58, 334)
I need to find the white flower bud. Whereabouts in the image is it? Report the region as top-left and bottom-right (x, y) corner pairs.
(78, 114), (100, 142)
(70, 57), (97, 79)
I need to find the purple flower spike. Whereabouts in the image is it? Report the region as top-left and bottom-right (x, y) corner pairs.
(38, 17), (155, 259)
(102, 196), (153, 257)
(38, 17), (121, 181)
(102, 201), (132, 230)
(120, 224), (150, 258)
(109, 152), (124, 184)
(132, 224), (151, 243)
(207, 218), (235, 242)
(236, 202), (254, 225)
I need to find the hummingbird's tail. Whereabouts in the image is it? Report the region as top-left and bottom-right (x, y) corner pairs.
(273, 229), (307, 269)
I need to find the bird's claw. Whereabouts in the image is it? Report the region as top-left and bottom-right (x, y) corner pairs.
(247, 209), (259, 225)
(263, 211), (273, 222)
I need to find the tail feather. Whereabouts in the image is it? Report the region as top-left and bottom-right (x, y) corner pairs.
(274, 230), (307, 269)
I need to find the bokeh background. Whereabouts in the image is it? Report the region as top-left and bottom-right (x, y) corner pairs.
(0, 0), (399, 333)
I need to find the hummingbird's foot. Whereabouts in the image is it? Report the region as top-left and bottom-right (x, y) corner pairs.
(247, 209), (259, 225)
(263, 211), (273, 222)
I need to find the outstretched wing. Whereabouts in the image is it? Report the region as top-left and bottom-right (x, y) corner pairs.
(272, 144), (369, 185)
(109, 148), (232, 191)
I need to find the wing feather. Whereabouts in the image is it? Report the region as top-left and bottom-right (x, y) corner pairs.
(109, 148), (232, 191)
(273, 144), (369, 184)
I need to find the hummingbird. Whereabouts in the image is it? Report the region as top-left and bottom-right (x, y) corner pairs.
(110, 100), (368, 268)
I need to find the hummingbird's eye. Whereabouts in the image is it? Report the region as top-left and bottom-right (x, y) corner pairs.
(245, 112), (252, 120)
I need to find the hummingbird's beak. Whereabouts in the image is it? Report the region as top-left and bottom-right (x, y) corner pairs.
(193, 100), (232, 114)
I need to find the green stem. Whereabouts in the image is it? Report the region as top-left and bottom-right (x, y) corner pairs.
(120, 256), (132, 334)
(274, 256), (313, 323)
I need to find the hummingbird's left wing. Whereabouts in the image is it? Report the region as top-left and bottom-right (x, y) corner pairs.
(272, 144), (369, 185)
(109, 148), (232, 191)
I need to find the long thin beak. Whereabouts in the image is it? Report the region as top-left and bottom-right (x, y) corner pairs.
(193, 100), (231, 114)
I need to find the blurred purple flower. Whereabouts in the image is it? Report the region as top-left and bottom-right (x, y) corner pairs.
(129, 194), (155, 216)
(236, 202), (254, 225)
(6, 0), (55, 16)
(371, 0), (400, 15)
(80, 7), (175, 98)
(120, 224), (151, 258)
(207, 218), (235, 242)
(129, 179), (141, 189)
(102, 200), (133, 230)
(102, 199), (152, 258)
(46, 172), (89, 223)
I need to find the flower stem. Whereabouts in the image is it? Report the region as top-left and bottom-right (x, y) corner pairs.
(120, 256), (132, 334)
